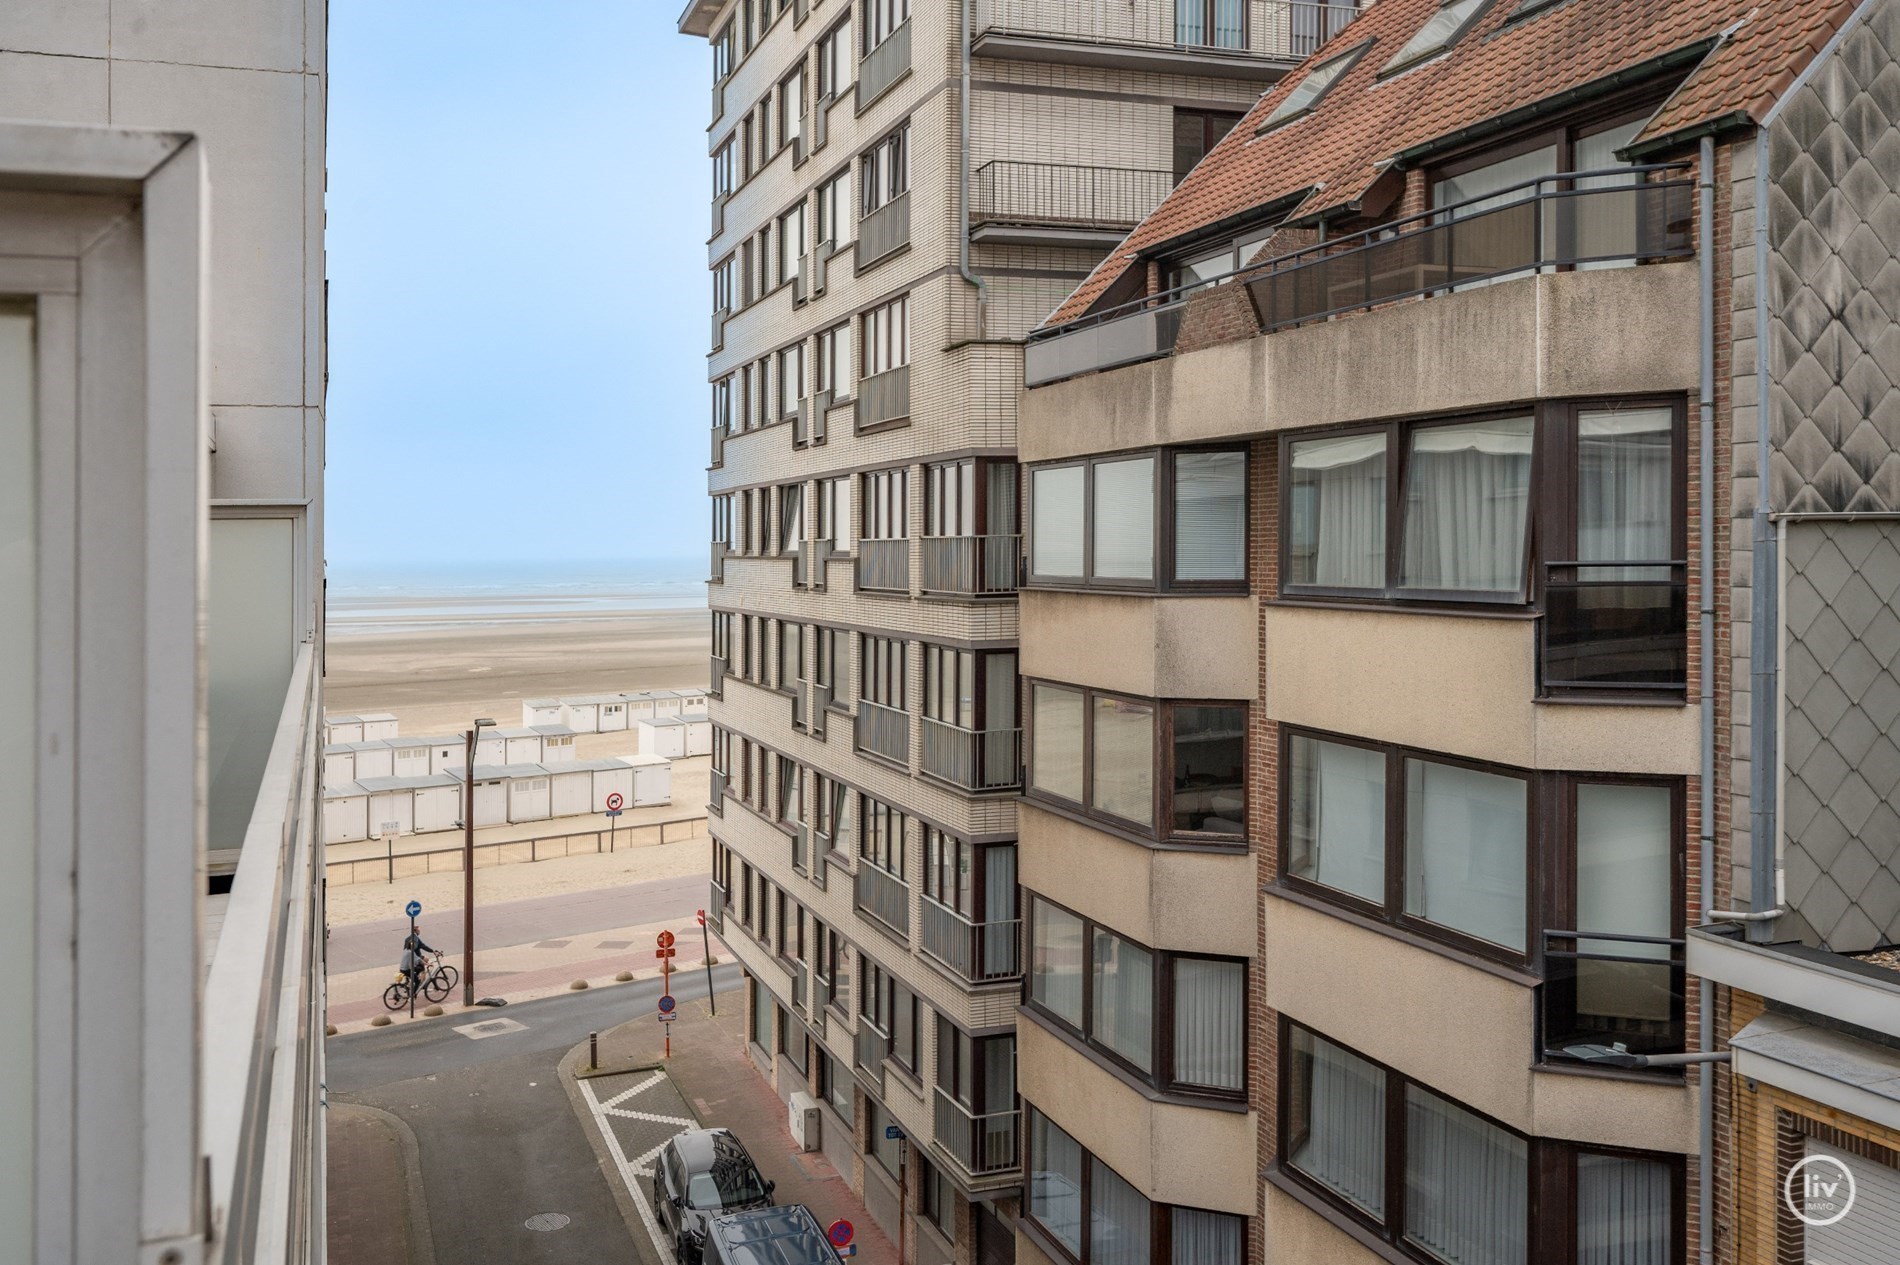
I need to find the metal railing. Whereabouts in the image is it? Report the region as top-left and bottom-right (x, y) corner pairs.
(974, 161), (1173, 229)
(855, 857), (911, 937)
(920, 535), (1021, 595)
(856, 190), (911, 269)
(810, 682), (833, 737)
(712, 192), (727, 238)
(921, 718), (1022, 791)
(711, 306), (728, 352)
(793, 822), (812, 875)
(1540, 929), (1686, 1061)
(710, 767), (729, 812)
(709, 422), (726, 467)
(974, 0), (1364, 61)
(710, 539), (726, 582)
(1027, 165), (1693, 387)
(708, 881), (727, 933)
(856, 1016), (889, 1081)
(855, 537), (910, 592)
(855, 363), (910, 429)
(857, 19), (911, 108)
(792, 959), (809, 1015)
(1541, 560), (1688, 694)
(921, 896), (1022, 983)
(322, 816), (710, 886)
(710, 654), (729, 697)
(855, 698), (911, 764)
(934, 1088), (1021, 1177)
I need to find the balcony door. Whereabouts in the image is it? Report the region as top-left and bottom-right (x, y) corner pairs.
(925, 458), (1018, 538)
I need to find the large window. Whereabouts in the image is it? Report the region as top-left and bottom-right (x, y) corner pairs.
(1027, 897), (1245, 1098)
(778, 66), (805, 152)
(817, 477), (853, 549)
(862, 294), (909, 376)
(1174, 0), (1244, 49)
(1028, 448), (1246, 590)
(861, 635), (905, 710)
(922, 646), (1017, 732)
(1029, 683), (1246, 843)
(777, 343), (804, 417)
(1027, 1105), (1245, 1264)
(817, 19), (852, 98)
(925, 458), (1018, 537)
(777, 204), (807, 287)
(862, 467), (906, 540)
(1281, 1021), (1682, 1265)
(817, 322), (852, 399)
(861, 125), (908, 215)
(817, 170), (851, 246)
(863, 0), (910, 52)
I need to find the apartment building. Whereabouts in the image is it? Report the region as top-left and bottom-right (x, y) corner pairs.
(1016, 0), (1900, 1262)
(678, 0), (1365, 1260)
(1, 3), (328, 1261)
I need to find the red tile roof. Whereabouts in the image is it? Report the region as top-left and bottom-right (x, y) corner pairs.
(1043, 0), (1861, 327)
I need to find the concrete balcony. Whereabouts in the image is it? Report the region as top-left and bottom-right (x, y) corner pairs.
(933, 1088), (1021, 1188)
(856, 192), (910, 270)
(973, 160), (1173, 249)
(854, 363), (910, 429)
(1020, 590), (1255, 700)
(854, 856), (910, 939)
(920, 896), (1021, 984)
(973, 0), (1360, 78)
(856, 19), (911, 110)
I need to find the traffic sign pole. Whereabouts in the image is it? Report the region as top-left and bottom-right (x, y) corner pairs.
(606, 792), (625, 853)
(407, 907), (417, 1019)
(658, 929), (675, 1059)
(698, 907), (716, 1016)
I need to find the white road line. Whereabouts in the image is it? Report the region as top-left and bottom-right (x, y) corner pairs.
(602, 1070), (667, 1109)
(581, 1077), (678, 1265)
(604, 1108), (698, 1127)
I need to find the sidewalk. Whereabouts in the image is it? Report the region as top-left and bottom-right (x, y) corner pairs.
(571, 993), (898, 1264)
(327, 1103), (437, 1265)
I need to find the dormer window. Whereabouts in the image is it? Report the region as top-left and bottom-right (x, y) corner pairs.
(1259, 42), (1367, 130)
(1380, 0), (1490, 75)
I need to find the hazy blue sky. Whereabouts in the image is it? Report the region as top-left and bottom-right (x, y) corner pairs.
(326, 3), (708, 571)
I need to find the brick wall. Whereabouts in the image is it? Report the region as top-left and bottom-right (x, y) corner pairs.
(1249, 435), (1280, 1265)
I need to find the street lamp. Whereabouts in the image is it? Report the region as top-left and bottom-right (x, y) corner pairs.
(1550, 1042), (1732, 1070)
(463, 717), (496, 1006)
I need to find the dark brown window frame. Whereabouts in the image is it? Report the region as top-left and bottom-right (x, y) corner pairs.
(1275, 1017), (1688, 1265)
(1025, 445), (1250, 595)
(1023, 890), (1249, 1102)
(1024, 677), (1248, 848)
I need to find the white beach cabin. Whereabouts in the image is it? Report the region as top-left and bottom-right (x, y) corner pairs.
(388, 739), (434, 778)
(532, 725), (578, 762)
(497, 727), (545, 764)
(636, 717), (712, 759)
(358, 712), (400, 741)
(322, 783), (369, 844)
(324, 714), (365, 745)
(521, 698), (563, 727)
(628, 753), (672, 805)
(360, 773), (464, 837)
(677, 688), (709, 717)
(560, 697), (601, 733)
(550, 764), (596, 817)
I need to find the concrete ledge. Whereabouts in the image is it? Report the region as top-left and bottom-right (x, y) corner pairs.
(1021, 589), (1257, 700)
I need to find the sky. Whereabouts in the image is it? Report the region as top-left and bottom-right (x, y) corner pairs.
(325, 3), (709, 573)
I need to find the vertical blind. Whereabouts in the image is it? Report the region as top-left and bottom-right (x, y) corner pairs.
(1090, 930), (1155, 1072)
(1032, 466), (1085, 577)
(1171, 1208), (1242, 1265)
(1290, 1026), (1388, 1217)
(1403, 758), (1528, 951)
(1093, 457), (1156, 580)
(1173, 451), (1247, 581)
(1576, 1152), (1672, 1265)
(1173, 958), (1243, 1090)
(1092, 1161), (1152, 1265)
(1031, 899), (1085, 1027)
(1404, 1086), (1527, 1265)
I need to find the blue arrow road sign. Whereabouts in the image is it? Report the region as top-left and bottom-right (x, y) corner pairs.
(405, 900), (422, 918)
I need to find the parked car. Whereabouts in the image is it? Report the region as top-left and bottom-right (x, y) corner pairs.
(651, 1129), (776, 1264)
(703, 1204), (844, 1265)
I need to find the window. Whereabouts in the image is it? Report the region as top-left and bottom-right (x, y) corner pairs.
(1175, 0), (1244, 48)
(778, 621), (803, 692)
(925, 458), (1018, 538)
(862, 294), (908, 376)
(1172, 108), (1244, 182)
(867, 1100), (903, 1176)
(816, 626), (851, 698)
(778, 1005), (808, 1075)
(859, 957), (918, 1074)
(860, 793), (904, 875)
(1260, 42), (1366, 129)
(819, 1050), (853, 1123)
(712, 21), (734, 82)
(1028, 896), (1245, 1099)
(777, 343), (804, 416)
(1029, 682), (1246, 843)
(861, 125), (908, 215)
(1382, 0), (1489, 74)
(921, 646), (1016, 732)
(1281, 1021), (1681, 1265)
(777, 204), (807, 286)
(1028, 449), (1247, 590)
(713, 254), (735, 314)
(817, 322), (852, 397)
(817, 19), (852, 98)
(711, 495), (734, 550)
(778, 483), (803, 553)
(749, 976), (772, 1047)
(817, 477), (853, 548)
(778, 67), (805, 152)
(920, 1156), (957, 1242)
(816, 171), (851, 246)
(753, 226), (773, 298)
(861, 635), (905, 710)
(1027, 1105), (1245, 1264)
(712, 138), (734, 200)
(862, 467), (906, 540)
(863, 0), (910, 51)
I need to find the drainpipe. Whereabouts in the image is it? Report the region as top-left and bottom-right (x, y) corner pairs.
(1696, 134), (1716, 1265)
(1748, 120), (1781, 945)
(959, 0), (987, 338)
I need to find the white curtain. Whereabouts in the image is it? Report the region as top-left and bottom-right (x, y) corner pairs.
(1173, 958), (1243, 1090)
(1290, 433), (1386, 587)
(1290, 1028), (1387, 1217)
(984, 847), (1018, 978)
(1209, 0), (1244, 48)
(1574, 121), (1645, 268)
(1091, 930), (1154, 1072)
(1171, 1208), (1242, 1265)
(1404, 759), (1527, 951)
(1032, 684), (1085, 802)
(1032, 899), (1084, 1027)
(1029, 1110), (1085, 1255)
(1289, 736), (1387, 903)
(1577, 1153), (1672, 1265)
(1578, 408), (1673, 580)
(1093, 457), (1156, 580)
(1091, 695), (1154, 825)
(1091, 1160), (1152, 1265)
(1032, 466), (1085, 577)
(1173, 451), (1247, 581)
(1404, 1086), (1528, 1265)
(1400, 416), (1533, 594)
(1576, 783), (1673, 1024)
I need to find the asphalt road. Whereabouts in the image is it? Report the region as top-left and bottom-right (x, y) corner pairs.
(329, 966), (741, 1265)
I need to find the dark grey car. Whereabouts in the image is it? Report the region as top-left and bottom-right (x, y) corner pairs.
(704, 1205), (844, 1265)
(651, 1129), (775, 1264)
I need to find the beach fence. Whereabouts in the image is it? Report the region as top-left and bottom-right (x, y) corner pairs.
(324, 815), (709, 887)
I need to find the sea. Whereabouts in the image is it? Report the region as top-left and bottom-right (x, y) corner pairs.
(326, 558), (705, 636)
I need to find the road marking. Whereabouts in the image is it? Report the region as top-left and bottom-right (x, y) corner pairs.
(601, 1071), (667, 1109)
(604, 1108), (697, 1127)
(580, 1076), (678, 1265)
(453, 1017), (527, 1040)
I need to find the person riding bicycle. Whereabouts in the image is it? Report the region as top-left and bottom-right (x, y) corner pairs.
(399, 927), (436, 996)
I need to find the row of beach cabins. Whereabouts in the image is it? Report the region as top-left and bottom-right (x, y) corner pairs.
(320, 689), (711, 846)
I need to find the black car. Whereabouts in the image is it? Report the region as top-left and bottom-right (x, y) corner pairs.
(703, 1205), (844, 1265)
(652, 1129), (776, 1263)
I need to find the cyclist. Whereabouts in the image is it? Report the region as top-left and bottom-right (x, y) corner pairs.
(399, 926), (437, 999)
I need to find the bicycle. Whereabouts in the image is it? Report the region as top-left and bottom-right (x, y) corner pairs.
(383, 951), (459, 1010)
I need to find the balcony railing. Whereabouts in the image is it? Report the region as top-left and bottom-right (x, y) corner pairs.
(712, 76), (726, 123)
(854, 857), (910, 937)
(974, 161), (1173, 229)
(710, 540), (726, 582)
(1027, 165), (1693, 388)
(857, 191), (911, 269)
(791, 959), (809, 1014)
(795, 391), (831, 448)
(855, 698), (911, 765)
(920, 535), (1020, 595)
(710, 654), (729, 698)
(1541, 560), (1688, 695)
(709, 766), (729, 813)
(1540, 930), (1686, 1062)
(857, 19), (911, 108)
(855, 363), (910, 429)
(856, 1017), (889, 1081)
(921, 718), (1022, 792)
(708, 881), (727, 933)
(855, 537), (910, 593)
(709, 421), (726, 467)
(921, 896), (1022, 983)
(974, 0), (1364, 62)
(809, 682), (833, 737)
(934, 1088), (1021, 1178)
(712, 192), (727, 238)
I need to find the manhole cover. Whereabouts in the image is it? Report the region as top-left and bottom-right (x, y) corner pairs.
(524, 1213), (571, 1232)
(453, 1016), (527, 1040)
